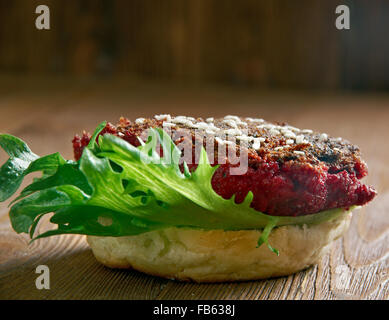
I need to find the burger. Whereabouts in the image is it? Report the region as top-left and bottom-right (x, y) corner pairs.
(0, 115), (376, 282)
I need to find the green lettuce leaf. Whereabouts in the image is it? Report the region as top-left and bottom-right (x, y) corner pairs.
(0, 124), (351, 253)
(0, 134), (39, 201)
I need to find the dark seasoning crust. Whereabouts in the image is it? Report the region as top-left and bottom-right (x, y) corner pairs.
(73, 115), (377, 217)
(116, 115), (362, 175)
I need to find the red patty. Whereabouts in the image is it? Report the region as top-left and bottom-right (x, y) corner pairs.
(73, 123), (376, 217)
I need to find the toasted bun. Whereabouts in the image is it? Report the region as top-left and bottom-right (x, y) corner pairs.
(87, 212), (351, 282)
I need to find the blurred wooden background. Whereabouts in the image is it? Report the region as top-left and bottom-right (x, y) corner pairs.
(1, 0), (389, 90)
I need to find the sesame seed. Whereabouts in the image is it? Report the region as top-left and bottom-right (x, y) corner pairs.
(319, 133), (328, 141)
(223, 119), (238, 128)
(236, 135), (254, 141)
(269, 128), (281, 136)
(224, 129), (242, 136)
(247, 118), (265, 123)
(162, 121), (175, 127)
(295, 135), (305, 144)
(294, 151), (305, 156)
(286, 126), (300, 132)
(252, 144), (261, 150)
(283, 132), (296, 139)
(155, 114), (171, 121)
(194, 122), (209, 130)
(302, 129), (313, 134)
(224, 140), (235, 146)
(208, 123), (219, 131)
(286, 139), (295, 145)
(185, 120), (195, 127)
(206, 117), (214, 123)
(236, 121), (248, 126)
(135, 118), (146, 124)
(171, 117), (190, 124)
(224, 115), (240, 121)
(274, 146), (284, 151)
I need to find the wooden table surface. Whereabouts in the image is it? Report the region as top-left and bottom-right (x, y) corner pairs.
(0, 77), (388, 300)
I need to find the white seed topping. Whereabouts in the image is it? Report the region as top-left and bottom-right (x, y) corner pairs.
(295, 135), (305, 144)
(135, 118), (146, 124)
(224, 115), (240, 121)
(236, 121), (248, 126)
(283, 131), (296, 139)
(269, 128), (281, 136)
(153, 117), (325, 158)
(184, 120), (195, 127)
(264, 123), (276, 129)
(155, 114), (171, 121)
(236, 135), (254, 142)
(162, 121), (175, 127)
(171, 118), (189, 124)
(207, 123), (219, 131)
(193, 122), (209, 130)
(286, 126), (301, 132)
(223, 119), (238, 128)
(215, 137), (235, 146)
(252, 138), (261, 150)
(252, 144), (261, 150)
(224, 128), (242, 136)
(286, 139), (295, 145)
(319, 133), (328, 141)
(224, 140), (235, 146)
(247, 118), (265, 123)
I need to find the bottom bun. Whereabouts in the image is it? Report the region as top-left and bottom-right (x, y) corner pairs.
(87, 211), (352, 282)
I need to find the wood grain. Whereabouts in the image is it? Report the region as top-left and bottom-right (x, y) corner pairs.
(0, 77), (388, 300)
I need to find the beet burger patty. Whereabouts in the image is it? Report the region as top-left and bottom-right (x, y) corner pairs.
(73, 115), (376, 217)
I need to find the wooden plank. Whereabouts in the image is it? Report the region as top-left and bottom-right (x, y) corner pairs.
(0, 78), (388, 299)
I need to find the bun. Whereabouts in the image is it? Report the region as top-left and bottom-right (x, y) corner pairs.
(87, 212), (351, 282)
